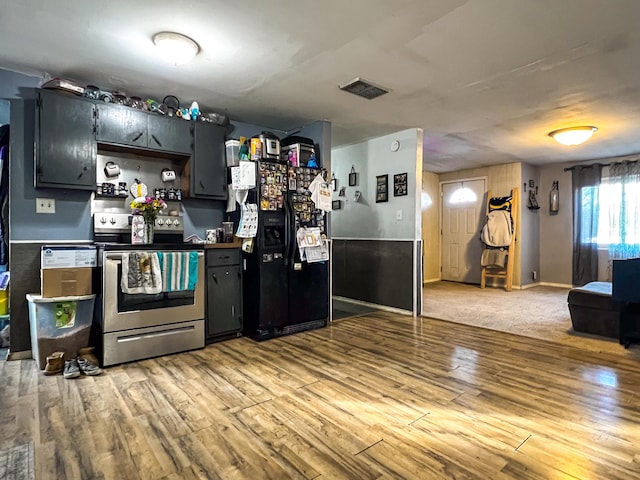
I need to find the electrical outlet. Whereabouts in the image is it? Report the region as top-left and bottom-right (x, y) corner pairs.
(532, 270), (537, 280)
(36, 198), (55, 214)
(396, 209), (403, 220)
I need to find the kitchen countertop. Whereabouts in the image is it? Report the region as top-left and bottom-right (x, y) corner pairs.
(204, 240), (242, 249)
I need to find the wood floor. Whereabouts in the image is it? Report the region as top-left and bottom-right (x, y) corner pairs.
(2, 311), (640, 479)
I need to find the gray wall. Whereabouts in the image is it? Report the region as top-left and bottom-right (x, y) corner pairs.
(539, 163), (573, 286)
(331, 128), (422, 240)
(520, 162), (541, 286)
(0, 100), (8, 125)
(0, 68), (42, 99)
(330, 129), (422, 313)
(10, 98), (95, 241)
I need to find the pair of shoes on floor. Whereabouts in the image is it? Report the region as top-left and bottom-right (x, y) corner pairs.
(44, 351), (65, 375)
(63, 347), (102, 379)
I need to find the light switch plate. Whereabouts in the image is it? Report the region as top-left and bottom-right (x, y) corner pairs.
(396, 209), (403, 220)
(36, 198), (55, 214)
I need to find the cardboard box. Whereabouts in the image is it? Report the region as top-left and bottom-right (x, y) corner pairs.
(41, 268), (93, 298)
(41, 245), (97, 269)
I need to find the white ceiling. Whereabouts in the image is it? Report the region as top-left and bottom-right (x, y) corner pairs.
(2, 0), (640, 172)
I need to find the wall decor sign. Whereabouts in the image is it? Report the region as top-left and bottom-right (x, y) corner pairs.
(348, 166), (357, 186)
(376, 174), (389, 203)
(338, 186), (346, 197)
(393, 172), (408, 197)
(332, 199), (341, 210)
(331, 172), (337, 191)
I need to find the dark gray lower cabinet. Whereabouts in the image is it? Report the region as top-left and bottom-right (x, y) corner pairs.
(206, 249), (242, 341)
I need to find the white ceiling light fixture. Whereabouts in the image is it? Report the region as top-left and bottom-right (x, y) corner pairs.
(548, 126), (598, 146)
(153, 32), (199, 66)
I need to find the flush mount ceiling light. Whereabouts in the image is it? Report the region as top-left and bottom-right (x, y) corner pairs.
(153, 32), (199, 66)
(548, 126), (598, 146)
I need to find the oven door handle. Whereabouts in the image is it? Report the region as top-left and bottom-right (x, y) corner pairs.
(105, 251), (204, 262)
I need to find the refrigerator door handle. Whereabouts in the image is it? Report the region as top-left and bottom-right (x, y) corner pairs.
(284, 200), (292, 266)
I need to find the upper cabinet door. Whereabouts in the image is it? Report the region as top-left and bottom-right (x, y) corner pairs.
(147, 115), (192, 155)
(192, 122), (226, 199)
(36, 90), (97, 189)
(96, 103), (148, 148)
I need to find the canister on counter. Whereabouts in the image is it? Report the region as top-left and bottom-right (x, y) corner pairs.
(167, 188), (176, 201)
(118, 182), (127, 196)
(250, 137), (262, 160)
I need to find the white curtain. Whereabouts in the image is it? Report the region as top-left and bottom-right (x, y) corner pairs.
(606, 161), (640, 260)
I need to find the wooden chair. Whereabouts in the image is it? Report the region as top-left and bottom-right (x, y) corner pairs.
(480, 187), (518, 292)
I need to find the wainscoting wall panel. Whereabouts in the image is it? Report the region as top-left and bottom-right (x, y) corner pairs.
(9, 242), (44, 352)
(332, 239), (414, 311)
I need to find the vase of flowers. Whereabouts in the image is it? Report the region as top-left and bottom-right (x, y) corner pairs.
(130, 196), (167, 244)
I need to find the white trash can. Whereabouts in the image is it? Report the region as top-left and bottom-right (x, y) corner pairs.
(26, 294), (96, 370)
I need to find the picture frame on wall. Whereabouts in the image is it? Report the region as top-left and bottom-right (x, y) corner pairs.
(332, 199), (341, 210)
(394, 172), (408, 197)
(376, 174), (388, 203)
(348, 166), (357, 186)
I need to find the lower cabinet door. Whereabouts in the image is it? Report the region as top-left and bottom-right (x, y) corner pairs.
(206, 265), (242, 338)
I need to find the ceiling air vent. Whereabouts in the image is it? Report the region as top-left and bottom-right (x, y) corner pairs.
(339, 77), (389, 100)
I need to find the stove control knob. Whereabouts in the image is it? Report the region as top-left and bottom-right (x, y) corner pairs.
(157, 218), (164, 226)
(100, 217), (106, 224)
(173, 219), (180, 227)
(109, 217), (116, 225)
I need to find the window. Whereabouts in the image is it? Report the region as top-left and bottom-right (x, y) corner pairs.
(582, 177), (640, 245)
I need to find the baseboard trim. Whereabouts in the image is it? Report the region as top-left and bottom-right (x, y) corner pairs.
(518, 282), (540, 290)
(423, 278), (441, 284)
(539, 282), (573, 289)
(333, 296), (413, 316)
(7, 350), (32, 361)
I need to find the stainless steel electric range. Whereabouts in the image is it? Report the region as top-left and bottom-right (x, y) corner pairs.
(92, 212), (205, 366)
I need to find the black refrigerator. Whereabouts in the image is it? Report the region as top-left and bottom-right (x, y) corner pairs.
(242, 160), (329, 340)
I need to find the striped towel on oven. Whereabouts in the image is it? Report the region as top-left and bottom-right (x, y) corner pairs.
(157, 251), (199, 291)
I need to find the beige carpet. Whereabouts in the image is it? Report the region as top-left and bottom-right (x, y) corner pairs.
(423, 281), (640, 357)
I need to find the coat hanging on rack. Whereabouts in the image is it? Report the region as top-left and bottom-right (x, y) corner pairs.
(480, 188), (519, 292)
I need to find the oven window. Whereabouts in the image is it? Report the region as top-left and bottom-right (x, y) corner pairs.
(117, 265), (195, 312)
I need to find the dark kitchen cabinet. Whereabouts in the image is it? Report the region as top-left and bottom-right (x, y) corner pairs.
(188, 122), (227, 199)
(35, 90), (97, 190)
(96, 102), (148, 148)
(206, 248), (242, 341)
(147, 115), (192, 154)
(96, 103), (192, 155)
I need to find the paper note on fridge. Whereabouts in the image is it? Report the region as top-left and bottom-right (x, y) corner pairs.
(308, 174), (332, 212)
(296, 227), (322, 248)
(231, 161), (257, 190)
(296, 227), (329, 263)
(240, 161), (256, 188)
(236, 204), (258, 238)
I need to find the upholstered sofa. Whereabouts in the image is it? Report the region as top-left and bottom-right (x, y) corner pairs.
(567, 281), (622, 339)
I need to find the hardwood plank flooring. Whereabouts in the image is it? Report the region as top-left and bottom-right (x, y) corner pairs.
(2, 311), (640, 479)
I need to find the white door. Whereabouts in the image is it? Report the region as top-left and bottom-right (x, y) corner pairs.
(441, 179), (486, 283)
